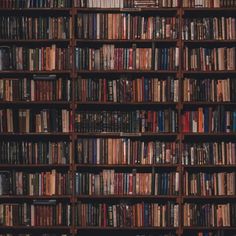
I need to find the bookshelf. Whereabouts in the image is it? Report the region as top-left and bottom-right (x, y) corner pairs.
(0, 1), (235, 236)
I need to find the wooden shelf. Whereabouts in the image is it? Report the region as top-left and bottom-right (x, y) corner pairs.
(183, 133), (236, 137)
(77, 70), (178, 74)
(0, 101), (71, 106)
(0, 70), (70, 75)
(0, 164), (70, 169)
(0, 39), (70, 44)
(183, 226), (236, 230)
(75, 226), (177, 230)
(183, 195), (236, 200)
(0, 226), (70, 230)
(76, 132), (178, 138)
(76, 101), (177, 106)
(183, 102), (236, 106)
(76, 39), (178, 44)
(76, 195), (178, 199)
(0, 132), (71, 136)
(183, 70), (236, 75)
(184, 165), (236, 169)
(184, 40), (236, 44)
(0, 8), (71, 12)
(183, 7), (236, 12)
(75, 7), (178, 13)
(76, 164), (178, 168)
(0, 195), (71, 199)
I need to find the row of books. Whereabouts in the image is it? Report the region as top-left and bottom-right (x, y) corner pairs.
(184, 47), (235, 71)
(0, 109), (71, 133)
(0, 201), (71, 226)
(0, 16), (71, 40)
(0, 141), (72, 165)
(75, 170), (179, 195)
(183, 78), (236, 102)
(75, 76), (179, 103)
(0, 170), (71, 196)
(182, 107), (236, 133)
(182, 17), (236, 40)
(76, 14), (179, 40)
(74, 0), (179, 8)
(76, 139), (179, 165)
(182, 142), (236, 165)
(183, 203), (236, 227)
(184, 172), (235, 196)
(0, 76), (71, 102)
(75, 110), (178, 133)
(0, 45), (70, 71)
(182, 0), (236, 7)
(75, 45), (179, 71)
(75, 202), (179, 227)
(0, 0), (72, 8)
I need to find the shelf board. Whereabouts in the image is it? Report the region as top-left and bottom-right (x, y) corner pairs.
(183, 226), (236, 230)
(0, 70), (70, 75)
(0, 195), (70, 199)
(76, 164), (178, 168)
(184, 40), (236, 44)
(76, 195), (178, 199)
(0, 101), (71, 106)
(183, 70), (236, 75)
(184, 165), (236, 169)
(76, 39), (178, 43)
(183, 102), (236, 106)
(75, 7), (178, 13)
(0, 8), (71, 12)
(76, 132), (178, 138)
(0, 164), (70, 168)
(75, 226), (177, 230)
(0, 226), (70, 230)
(77, 70), (177, 74)
(183, 195), (236, 200)
(184, 133), (236, 137)
(0, 133), (71, 136)
(76, 101), (177, 106)
(0, 39), (70, 44)
(183, 7), (236, 12)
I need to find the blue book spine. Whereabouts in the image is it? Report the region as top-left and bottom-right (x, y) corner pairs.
(204, 107), (209, 133)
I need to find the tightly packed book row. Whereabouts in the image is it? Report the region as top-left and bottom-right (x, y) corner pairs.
(0, 169), (179, 196)
(2, 76), (236, 103)
(1, 15), (235, 41)
(1, 140), (236, 166)
(1, 169), (234, 197)
(1, 0), (236, 8)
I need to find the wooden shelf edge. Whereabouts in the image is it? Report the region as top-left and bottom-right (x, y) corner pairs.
(75, 226), (177, 230)
(76, 164), (178, 168)
(76, 195), (178, 199)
